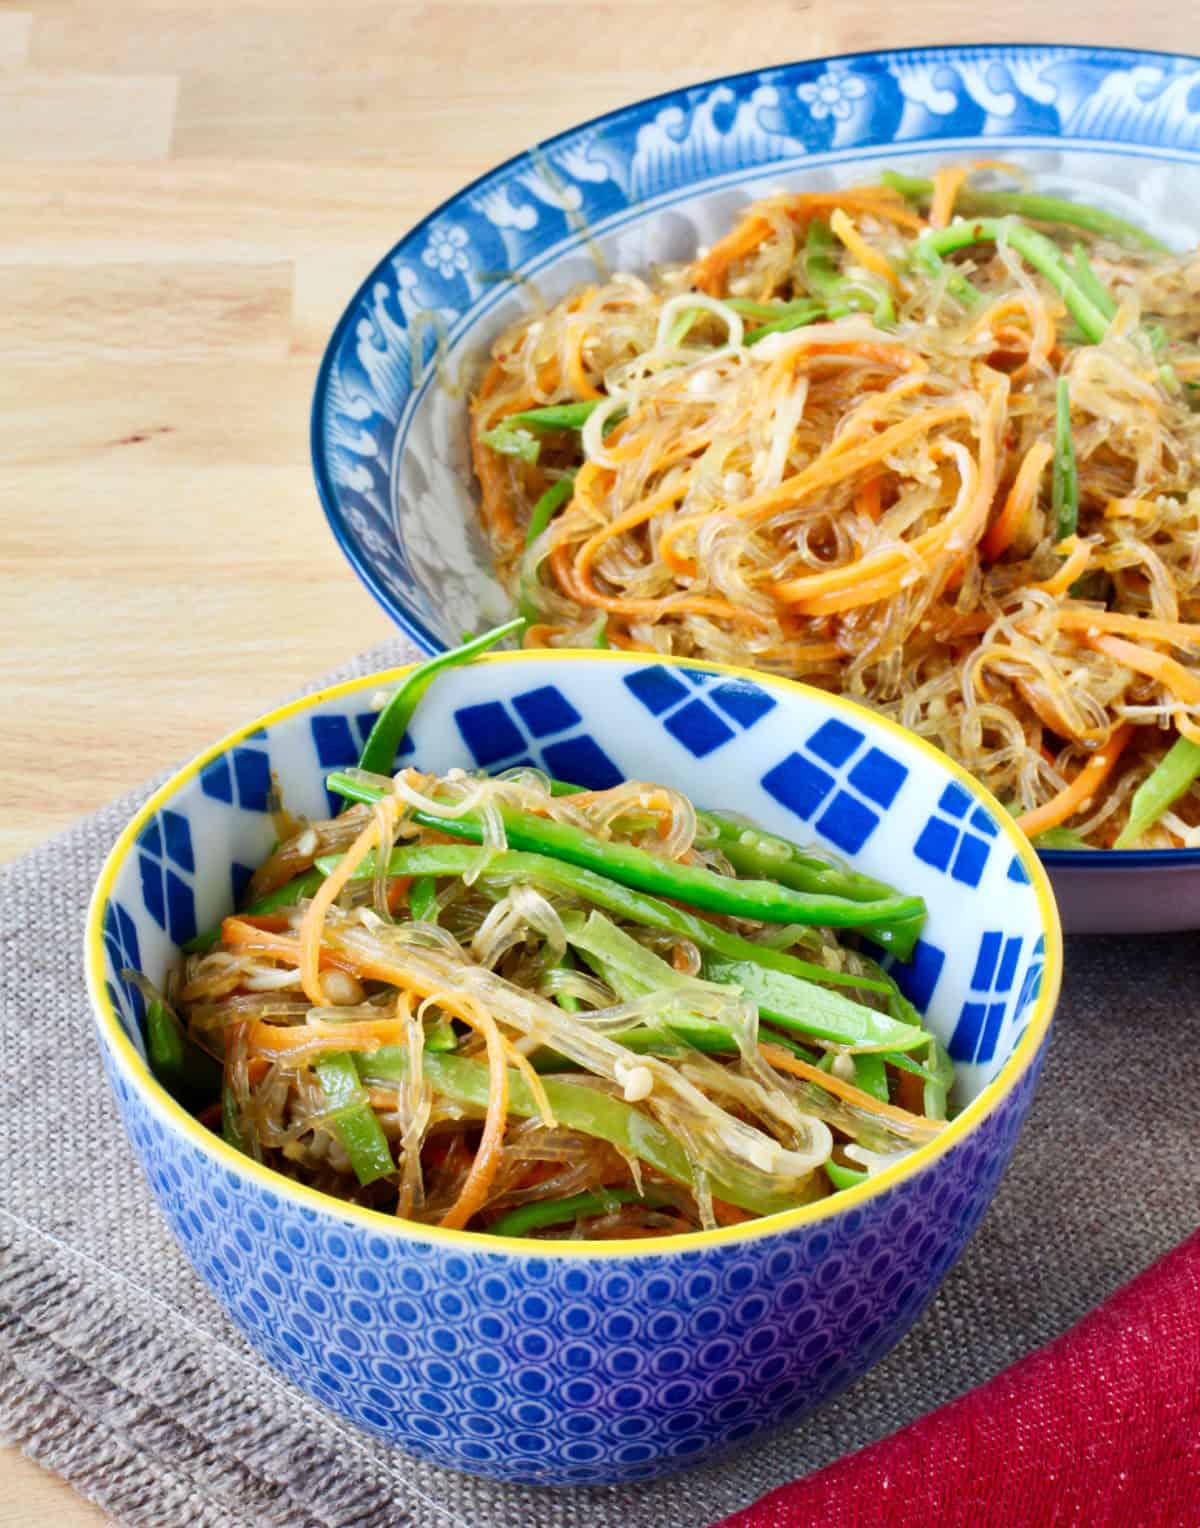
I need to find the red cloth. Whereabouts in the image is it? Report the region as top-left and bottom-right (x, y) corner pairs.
(716, 1230), (1200, 1528)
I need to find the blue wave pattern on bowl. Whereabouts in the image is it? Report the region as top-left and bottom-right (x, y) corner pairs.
(102, 1043), (1042, 1483)
(92, 655), (1056, 1482)
(312, 45), (1200, 651)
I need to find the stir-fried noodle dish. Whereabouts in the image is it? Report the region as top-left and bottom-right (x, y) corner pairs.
(471, 165), (1200, 850)
(133, 639), (955, 1241)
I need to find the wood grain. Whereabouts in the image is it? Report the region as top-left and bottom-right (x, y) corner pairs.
(0, 1), (1194, 1520)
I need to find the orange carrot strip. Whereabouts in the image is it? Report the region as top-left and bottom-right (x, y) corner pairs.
(1014, 725), (1134, 836)
(930, 167), (968, 229)
(299, 803), (391, 1007)
(1032, 537), (1093, 597)
(246, 1016), (413, 1055)
(1055, 609), (1200, 646)
(692, 213), (773, 296)
(1083, 635), (1200, 707)
(829, 208), (899, 290)
(981, 440), (1052, 562)
(759, 1045), (944, 1141)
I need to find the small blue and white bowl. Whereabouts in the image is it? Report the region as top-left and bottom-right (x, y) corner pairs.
(311, 43), (1200, 931)
(86, 653), (1061, 1484)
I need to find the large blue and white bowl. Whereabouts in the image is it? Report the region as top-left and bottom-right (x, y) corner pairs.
(87, 653), (1061, 1484)
(310, 43), (1200, 931)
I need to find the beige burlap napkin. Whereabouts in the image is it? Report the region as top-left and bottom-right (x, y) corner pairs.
(1, 636), (1196, 1528)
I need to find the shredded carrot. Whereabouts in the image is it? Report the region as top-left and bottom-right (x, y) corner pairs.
(1032, 537), (1093, 597)
(1083, 634), (1200, 707)
(1014, 724), (1135, 836)
(692, 213), (774, 296)
(829, 208), (900, 290)
(1055, 609), (1200, 646)
(856, 475), (882, 521)
(246, 1015), (412, 1056)
(759, 1045), (944, 1142)
(930, 167), (968, 230)
(298, 802), (391, 1007)
(981, 440), (1052, 561)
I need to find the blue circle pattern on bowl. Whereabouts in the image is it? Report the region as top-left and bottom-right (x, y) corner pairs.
(94, 655), (1056, 1484)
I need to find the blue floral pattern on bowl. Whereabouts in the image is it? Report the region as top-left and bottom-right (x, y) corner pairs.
(87, 654), (1061, 1483)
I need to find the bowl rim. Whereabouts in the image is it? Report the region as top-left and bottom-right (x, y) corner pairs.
(309, 40), (1200, 871)
(86, 650), (1062, 1259)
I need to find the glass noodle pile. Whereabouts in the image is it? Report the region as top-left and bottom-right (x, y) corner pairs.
(135, 633), (953, 1241)
(471, 165), (1200, 849)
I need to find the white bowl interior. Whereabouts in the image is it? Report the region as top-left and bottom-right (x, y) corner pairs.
(99, 656), (1054, 1118)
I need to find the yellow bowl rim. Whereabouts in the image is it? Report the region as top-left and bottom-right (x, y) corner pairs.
(85, 649), (1062, 1260)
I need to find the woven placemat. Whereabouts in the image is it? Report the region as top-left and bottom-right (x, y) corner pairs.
(1, 636), (1196, 1528)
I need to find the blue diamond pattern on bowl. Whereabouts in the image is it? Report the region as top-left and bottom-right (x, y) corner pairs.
(947, 929), (1025, 1064)
(625, 666), (780, 759)
(761, 720), (910, 855)
(452, 690), (621, 788)
(512, 685), (582, 738)
(455, 700), (526, 767)
(135, 810), (197, 945)
(913, 783), (996, 887)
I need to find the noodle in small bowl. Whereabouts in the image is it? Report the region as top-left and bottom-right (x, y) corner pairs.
(311, 44), (1200, 931)
(87, 651), (1060, 1483)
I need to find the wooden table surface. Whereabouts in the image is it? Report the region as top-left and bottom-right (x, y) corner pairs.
(2, 2), (1194, 1521)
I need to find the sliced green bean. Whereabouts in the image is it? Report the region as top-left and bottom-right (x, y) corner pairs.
(325, 772), (926, 950)
(1052, 377), (1079, 541)
(485, 1188), (668, 1237)
(356, 1048), (803, 1216)
(915, 218), (1110, 344)
(850, 1051), (889, 1103)
(1115, 734), (1200, 848)
(408, 874), (438, 923)
(314, 1053), (395, 1186)
(1070, 243), (1118, 321)
(825, 1159), (868, 1191)
(745, 301), (825, 345)
(524, 474), (575, 547)
(882, 172), (1165, 251)
(145, 997), (223, 1106)
(317, 841), (912, 987)
(356, 618), (524, 780)
(478, 424), (540, 462)
(702, 957), (927, 1052)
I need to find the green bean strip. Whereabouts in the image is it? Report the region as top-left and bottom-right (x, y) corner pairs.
(745, 301), (825, 346)
(356, 618), (524, 780)
(1069, 243), (1118, 321)
(325, 771), (926, 949)
(825, 1160), (868, 1191)
(408, 874), (438, 922)
(881, 172), (1166, 251)
(502, 401), (605, 431)
(182, 866), (326, 955)
(802, 221), (894, 325)
(485, 1188), (670, 1237)
(701, 957), (926, 1051)
(520, 477), (576, 622)
(524, 474), (576, 547)
(317, 841), (912, 985)
(915, 218), (1110, 344)
(850, 1052), (889, 1103)
(145, 998), (223, 1106)
(1052, 378), (1079, 541)
(548, 774), (909, 913)
(313, 1053), (396, 1186)
(356, 1048), (803, 1216)
(1115, 734), (1200, 848)
(922, 1036), (955, 1121)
